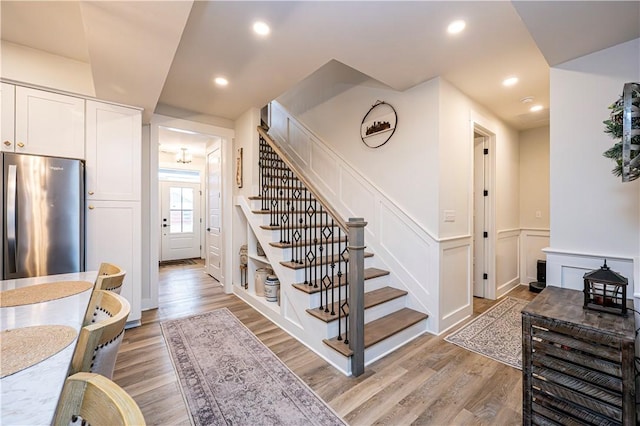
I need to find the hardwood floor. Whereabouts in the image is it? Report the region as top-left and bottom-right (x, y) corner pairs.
(113, 260), (537, 425)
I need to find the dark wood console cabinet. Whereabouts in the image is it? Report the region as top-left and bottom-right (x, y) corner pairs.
(522, 286), (636, 425)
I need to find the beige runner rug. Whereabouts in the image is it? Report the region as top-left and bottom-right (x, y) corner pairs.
(445, 297), (529, 369)
(161, 308), (345, 426)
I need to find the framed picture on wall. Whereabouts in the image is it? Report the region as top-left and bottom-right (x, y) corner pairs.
(236, 148), (243, 188)
(360, 101), (397, 148)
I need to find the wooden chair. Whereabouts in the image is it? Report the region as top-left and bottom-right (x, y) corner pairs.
(95, 262), (126, 294)
(53, 372), (145, 426)
(70, 290), (130, 379)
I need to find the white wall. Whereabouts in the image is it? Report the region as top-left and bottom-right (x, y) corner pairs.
(1, 41), (95, 96)
(520, 126), (550, 229)
(289, 78), (441, 236)
(519, 126), (550, 284)
(547, 38), (639, 293)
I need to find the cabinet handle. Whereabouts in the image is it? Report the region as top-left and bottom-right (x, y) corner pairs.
(88, 191), (94, 195)
(3, 141), (11, 147)
(88, 205), (95, 210)
(17, 142), (24, 148)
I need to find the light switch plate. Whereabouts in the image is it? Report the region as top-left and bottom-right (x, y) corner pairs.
(444, 210), (455, 222)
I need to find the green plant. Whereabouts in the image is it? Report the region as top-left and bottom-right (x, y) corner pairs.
(602, 85), (640, 181)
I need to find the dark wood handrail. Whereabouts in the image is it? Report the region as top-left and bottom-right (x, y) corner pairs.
(257, 126), (348, 232)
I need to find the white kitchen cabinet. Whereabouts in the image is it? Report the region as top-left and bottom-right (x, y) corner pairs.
(9, 86), (84, 159)
(85, 200), (142, 324)
(85, 100), (141, 201)
(1, 83), (15, 153)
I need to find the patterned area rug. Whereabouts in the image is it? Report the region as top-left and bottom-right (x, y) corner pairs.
(445, 297), (529, 369)
(161, 308), (345, 426)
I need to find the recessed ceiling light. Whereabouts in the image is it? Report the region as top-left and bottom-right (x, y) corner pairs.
(253, 21), (270, 36)
(214, 77), (228, 86)
(530, 105), (543, 112)
(447, 20), (466, 34)
(502, 77), (519, 87)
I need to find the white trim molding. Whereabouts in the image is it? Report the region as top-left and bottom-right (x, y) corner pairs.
(543, 247), (636, 297)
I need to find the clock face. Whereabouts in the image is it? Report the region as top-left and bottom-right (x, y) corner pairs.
(361, 101), (397, 148)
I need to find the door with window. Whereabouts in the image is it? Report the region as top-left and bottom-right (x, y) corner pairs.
(160, 181), (201, 261)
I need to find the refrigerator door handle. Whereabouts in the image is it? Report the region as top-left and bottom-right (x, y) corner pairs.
(6, 164), (17, 273)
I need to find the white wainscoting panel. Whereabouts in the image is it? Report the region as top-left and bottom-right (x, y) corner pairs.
(544, 248), (636, 295)
(520, 229), (550, 283)
(309, 142), (339, 196)
(288, 119), (311, 167)
(496, 229), (520, 297)
(340, 166), (376, 229)
(440, 238), (472, 331)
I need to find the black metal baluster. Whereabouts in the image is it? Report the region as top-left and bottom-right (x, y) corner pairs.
(330, 218), (336, 316)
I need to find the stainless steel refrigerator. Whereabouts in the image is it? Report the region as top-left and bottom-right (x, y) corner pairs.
(2, 153), (85, 279)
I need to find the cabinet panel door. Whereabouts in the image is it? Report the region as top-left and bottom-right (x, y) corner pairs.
(85, 200), (141, 323)
(15, 86), (85, 159)
(85, 100), (141, 201)
(1, 83), (15, 153)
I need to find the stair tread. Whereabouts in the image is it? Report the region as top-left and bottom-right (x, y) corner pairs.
(292, 267), (390, 294)
(306, 287), (408, 322)
(270, 236), (348, 249)
(252, 209), (330, 215)
(249, 195), (309, 201)
(260, 223), (336, 231)
(281, 252), (373, 270)
(323, 308), (428, 357)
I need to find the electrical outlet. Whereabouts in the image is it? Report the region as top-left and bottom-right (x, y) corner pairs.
(444, 210), (455, 222)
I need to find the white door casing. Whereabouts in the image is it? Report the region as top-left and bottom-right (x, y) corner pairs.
(160, 181), (201, 261)
(473, 136), (487, 298)
(206, 141), (222, 281)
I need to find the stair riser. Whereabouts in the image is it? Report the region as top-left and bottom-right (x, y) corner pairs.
(323, 296), (408, 337)
(363, 321), (427, 366)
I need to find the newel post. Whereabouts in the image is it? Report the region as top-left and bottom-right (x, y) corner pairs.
(347, 217), (367, 377)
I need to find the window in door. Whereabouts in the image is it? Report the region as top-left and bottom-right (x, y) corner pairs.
(169, 187), (194, 233)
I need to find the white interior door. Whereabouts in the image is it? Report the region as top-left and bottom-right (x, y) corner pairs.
(206, 142), (222, 281)
(160, 181), (201, 261)
(473, 136), (486, 297)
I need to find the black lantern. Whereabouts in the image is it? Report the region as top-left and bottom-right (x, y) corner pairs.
(583, 260), (629, 316)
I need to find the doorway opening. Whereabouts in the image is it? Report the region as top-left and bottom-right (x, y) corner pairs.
(147, 116), (234, 312)
(472, 123), (496, 301)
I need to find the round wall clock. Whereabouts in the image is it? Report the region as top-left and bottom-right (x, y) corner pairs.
(360, 101), (397, 148)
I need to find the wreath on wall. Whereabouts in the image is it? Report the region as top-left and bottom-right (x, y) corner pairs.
(602, 83), (639, 182)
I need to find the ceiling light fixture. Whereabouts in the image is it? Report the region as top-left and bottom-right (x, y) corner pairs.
(214, 77), (228, 86)
(520, 96), (534, 104)
(530, 105), (544, 112)
(176, 147), (192, 164)
(502, 76), (519, 87)
(253, 21), (270, 36)
(447, 20), (466, 34)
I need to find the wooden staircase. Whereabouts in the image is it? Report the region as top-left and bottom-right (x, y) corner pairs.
(246, 139), (429, 370)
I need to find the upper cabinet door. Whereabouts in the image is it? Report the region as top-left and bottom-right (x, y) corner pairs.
(14, 86), (85, 159)
(1, 83), (15, 153)
(85, 100), (142, 201)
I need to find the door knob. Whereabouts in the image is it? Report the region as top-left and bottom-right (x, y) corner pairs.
(88, 191), (94, 195)
(207, 227), (211, 231)
(163, 224), (168, 227)
(88, 206), (95, 210)
(3, 141), (11, 146)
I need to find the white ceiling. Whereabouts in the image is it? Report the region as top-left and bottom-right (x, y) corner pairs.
(1, 1), (639, 131)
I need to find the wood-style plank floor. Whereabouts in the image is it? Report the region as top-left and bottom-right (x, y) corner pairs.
(113, 260), (536, 425)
